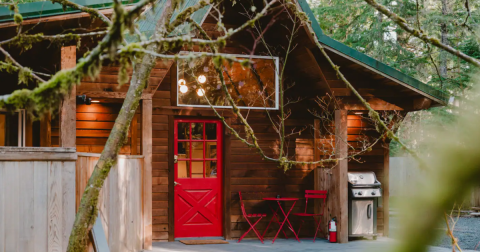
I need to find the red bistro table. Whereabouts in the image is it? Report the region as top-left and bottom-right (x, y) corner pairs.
(262, 197), (300, 244)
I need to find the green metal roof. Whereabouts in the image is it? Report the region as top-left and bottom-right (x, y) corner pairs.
(297, 0), (448, 104)
(131, 0), (210, 40)
(0, 0), (139, 22)
(0, 0), (448, 104)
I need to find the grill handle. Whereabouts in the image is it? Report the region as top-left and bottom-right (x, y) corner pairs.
(367, 204), (372, 219)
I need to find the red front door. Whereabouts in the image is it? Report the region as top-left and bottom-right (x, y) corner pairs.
(174, 119), (223, 238)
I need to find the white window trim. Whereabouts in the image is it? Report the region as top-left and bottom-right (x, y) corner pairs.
(0, 109), (26, 147)
(176, 53), (280, 110)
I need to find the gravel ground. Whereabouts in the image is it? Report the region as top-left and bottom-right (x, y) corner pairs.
(390, 215), (480, 250)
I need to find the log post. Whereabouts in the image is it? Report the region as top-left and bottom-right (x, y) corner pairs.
(383, 145), (390, 237)
(334, 110), (348, 243)
(59, 46), (77, 147)
(142, 99), (153, 249)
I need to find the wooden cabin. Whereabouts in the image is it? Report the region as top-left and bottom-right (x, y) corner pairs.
(0, 0), (447, 251)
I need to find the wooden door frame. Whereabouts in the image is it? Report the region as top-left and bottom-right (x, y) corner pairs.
(168, 116), (229, 241)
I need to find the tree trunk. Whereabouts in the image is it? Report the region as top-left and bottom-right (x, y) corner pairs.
(66, 1), (175, 251)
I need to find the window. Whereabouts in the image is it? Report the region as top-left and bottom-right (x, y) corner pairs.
(177, 54), (279, 110)
(0, 110), (26, 147)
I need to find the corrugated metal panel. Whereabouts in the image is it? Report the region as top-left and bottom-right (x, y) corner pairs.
(131, 0), (210, 41)
(297, 0), (448, 104)
(0, 0), (139, 22)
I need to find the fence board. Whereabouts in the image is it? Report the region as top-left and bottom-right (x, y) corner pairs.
(76, 153), (144, 252)
(0, 163), (4, 252)
(0, 147), (76, 252)
(34, 161), (49, 252)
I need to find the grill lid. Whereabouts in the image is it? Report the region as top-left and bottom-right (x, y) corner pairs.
(348, 172), (380, 186)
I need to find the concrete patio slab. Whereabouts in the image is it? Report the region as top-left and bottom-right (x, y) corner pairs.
(150, 237), (476, 252)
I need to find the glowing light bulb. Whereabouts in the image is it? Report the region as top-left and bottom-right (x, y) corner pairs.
(197, 88), (205, 97)
(178, 79), (186, 86)
(179, 85), (188, 93)
(197, 75), (206, 84)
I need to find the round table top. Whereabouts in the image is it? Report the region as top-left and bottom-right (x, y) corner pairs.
(263, 197), (298, 201)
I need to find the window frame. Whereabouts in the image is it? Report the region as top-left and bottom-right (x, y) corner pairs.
(176, 53), (280, 110)
(0, 109), (26, 147)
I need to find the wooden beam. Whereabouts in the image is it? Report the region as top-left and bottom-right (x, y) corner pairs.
(383, 146), (390, 237)
(167, 115), (175, 242)
(334, 110), (348, 243)
(40, 113), (51, 147)
(313, 119), (321, 216)
(59, 46), (77, 147)
(25, 114), (33, 147)
(413, 97), (432, 110)
(76, 91), (152, 99)
(304, 48), (335, 97)
(223, 117), (232, 240)
(142, 99), (153, 249)
(131, 114), (138, 155)
(0, 8), (132, 29)
(339, 97), (404, 111)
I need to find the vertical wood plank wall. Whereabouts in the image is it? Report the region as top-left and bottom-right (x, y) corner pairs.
(52, 103), (138, 154)
(75, 153), (144, 252)
(75, 153), (143, 252)
(0, 148), (76, 252)
(346, 115), (387, 236)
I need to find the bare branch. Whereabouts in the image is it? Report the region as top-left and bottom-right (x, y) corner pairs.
(363, 0), (480, 68)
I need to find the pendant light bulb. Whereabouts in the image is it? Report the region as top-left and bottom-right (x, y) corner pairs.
(178, 79), (186, 86)
(179, 85), (188, 93)
(197, 88), (205, 97)
(197, 75), (206, 84)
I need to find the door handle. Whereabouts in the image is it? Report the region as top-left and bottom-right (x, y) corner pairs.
(174, 181), (181, 187)
(174, 155), (178, 164)
(367, 204), (372, 219)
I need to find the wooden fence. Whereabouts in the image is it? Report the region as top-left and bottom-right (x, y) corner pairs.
(76, 152), (144, 252)
(390, 157), (480, 207)
(0, 147), (77, 252)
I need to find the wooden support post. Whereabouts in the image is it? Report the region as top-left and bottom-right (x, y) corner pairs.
(313, 119), (321, 213)
(25, 114), (33, 147)
(168, 115), (174, 242)
(223, 117), (232, 240)
(383, 146), (390, 237)
(334, 110), (348, 243)
(59, 46), (76, 147)
(142, 99), (153, 249)
(40, 113), (51, 147)
(131, 114), (138, 155)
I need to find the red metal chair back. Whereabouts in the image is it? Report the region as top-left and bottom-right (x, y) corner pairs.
(304, 190), (327, 214)
(238, 191), (247, 217)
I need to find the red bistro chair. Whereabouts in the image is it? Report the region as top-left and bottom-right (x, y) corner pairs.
(238, 192), (267, 243)
(292, 190), (327, 242)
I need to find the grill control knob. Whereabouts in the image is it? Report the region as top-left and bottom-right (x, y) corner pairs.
(358, 191), (363, 196)
(371, 191), (376, 195)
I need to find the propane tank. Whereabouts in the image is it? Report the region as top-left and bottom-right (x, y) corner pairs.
(328, 218), (337, 243)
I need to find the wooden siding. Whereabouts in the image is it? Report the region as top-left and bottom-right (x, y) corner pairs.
(76, 153), (144, 252)
(346, 114), (387, 236)
(52, 103), (139, 154)
(0, 147), (76, 252)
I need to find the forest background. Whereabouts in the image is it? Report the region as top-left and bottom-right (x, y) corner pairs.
(309, 0), (480, 156)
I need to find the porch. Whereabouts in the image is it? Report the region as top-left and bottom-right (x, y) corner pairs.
(150, 238), (472, 252)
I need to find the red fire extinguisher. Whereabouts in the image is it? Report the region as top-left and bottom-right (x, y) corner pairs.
(328, 217), (337, 243)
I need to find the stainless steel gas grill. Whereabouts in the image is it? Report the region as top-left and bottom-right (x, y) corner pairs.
(347, 172), (382, 239)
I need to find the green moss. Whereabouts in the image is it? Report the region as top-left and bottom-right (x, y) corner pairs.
(13, 13), (23, 24)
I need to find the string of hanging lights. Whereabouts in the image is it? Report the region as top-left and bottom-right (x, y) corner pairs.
(178, 74), (207, 96)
